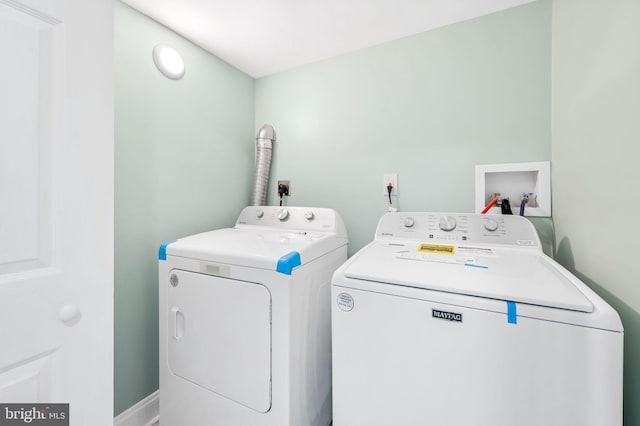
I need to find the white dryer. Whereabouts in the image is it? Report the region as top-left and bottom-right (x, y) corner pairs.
(332, 212), (623, 426)
(159, 206), (348, 426)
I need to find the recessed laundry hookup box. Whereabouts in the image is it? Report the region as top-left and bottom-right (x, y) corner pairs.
(475, 161), (551, 217)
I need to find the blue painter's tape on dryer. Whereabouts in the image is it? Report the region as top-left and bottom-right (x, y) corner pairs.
(276, 251), (301, 275)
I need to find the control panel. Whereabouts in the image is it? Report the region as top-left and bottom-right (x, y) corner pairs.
(235, 206), (347, 237)
(375, 212), (540, 248)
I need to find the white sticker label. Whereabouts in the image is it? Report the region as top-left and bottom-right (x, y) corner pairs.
(337, 293), (354, 312)
(199, 262), (230, 277)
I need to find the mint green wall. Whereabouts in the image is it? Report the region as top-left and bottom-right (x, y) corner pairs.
(114, 2), (254, 416)
(255, 1), (551, 254)
(552, 0), (640, 423)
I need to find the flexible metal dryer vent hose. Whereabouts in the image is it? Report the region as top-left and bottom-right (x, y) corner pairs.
(250, 124), (276, 206)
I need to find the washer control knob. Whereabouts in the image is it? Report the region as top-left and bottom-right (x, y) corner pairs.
(304, 211), (315, 221)
(256, 209), (264, 218)
(277, 208), (290, 221)
(484, 218), (499, 232)
(403, 217), (415, 228)
(439, 216), (457, 232)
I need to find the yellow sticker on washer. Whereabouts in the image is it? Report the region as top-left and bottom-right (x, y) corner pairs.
(417, 244), (455, 255)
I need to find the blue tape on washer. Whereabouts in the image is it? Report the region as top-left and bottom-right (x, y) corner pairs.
(507, 301), (517, 324)
(158, 240), (176, 261)
(276, 251), (301, 275)
(464, 263), (488, 269)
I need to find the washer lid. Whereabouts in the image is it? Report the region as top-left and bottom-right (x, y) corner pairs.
(343, 242), (593, 313)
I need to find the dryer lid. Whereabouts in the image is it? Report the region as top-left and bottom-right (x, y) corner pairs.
(165, 226), (346, 272)
(342, 241), (594, 313)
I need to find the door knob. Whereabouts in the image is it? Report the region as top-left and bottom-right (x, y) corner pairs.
(59, 304), (82, 326)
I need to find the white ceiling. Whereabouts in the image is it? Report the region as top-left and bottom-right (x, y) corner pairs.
(122, 0), (536, 78)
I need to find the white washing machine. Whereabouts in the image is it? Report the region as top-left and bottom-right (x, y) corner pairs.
(159, 206), (348, 426)
(332, 212), (623, 426)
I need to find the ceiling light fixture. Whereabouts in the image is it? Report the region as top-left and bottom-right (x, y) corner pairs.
(152, 44), (185, 80)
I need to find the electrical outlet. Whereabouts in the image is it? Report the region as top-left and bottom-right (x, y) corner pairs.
(277, 180), (290, 196)
(383, 174), (398, 196)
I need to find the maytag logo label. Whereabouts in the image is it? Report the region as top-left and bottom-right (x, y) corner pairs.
(0, 404), (68, 425)
(432, 309), (462, 322)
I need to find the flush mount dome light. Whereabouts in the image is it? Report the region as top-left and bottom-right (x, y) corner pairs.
(152, 44), (185, 80)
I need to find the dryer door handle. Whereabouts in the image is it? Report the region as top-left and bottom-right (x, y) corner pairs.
(171, 307), (185, 340)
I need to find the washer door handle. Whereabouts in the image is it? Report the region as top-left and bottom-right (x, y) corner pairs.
(171, 307), (185, 340)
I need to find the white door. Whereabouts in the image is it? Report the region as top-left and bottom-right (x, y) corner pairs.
(0, 0), (113, 424)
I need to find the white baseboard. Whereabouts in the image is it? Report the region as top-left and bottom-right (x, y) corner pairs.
(114, 390), (159, 426)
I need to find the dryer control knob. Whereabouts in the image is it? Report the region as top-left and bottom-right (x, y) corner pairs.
(484, 218), (499, 232)
(256, 209), (264, 218)
(278, 208), (290, 221)
(304, 211), (315, 221)
(403, 217), (415, 228)
(439, 215), (457, 232)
